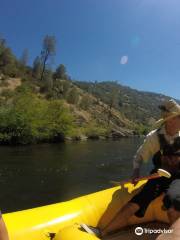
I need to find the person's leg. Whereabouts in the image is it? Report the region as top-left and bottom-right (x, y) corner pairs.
(156, 214), (180, 240)
(0, 217), (9, 240)
(101, 202), (139, 236)
(101, 177), (171, 237)
(167, 208), (180, 225)
(81, 177), (172, 237)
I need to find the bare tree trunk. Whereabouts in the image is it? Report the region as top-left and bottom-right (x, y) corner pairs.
(40, 51), (48, 81)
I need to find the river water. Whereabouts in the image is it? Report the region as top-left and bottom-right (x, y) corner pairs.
(0, 138), (152, 213)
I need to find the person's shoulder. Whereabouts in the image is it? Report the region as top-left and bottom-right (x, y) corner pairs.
(145, 129), (158, 140)
(145, 129), (159, 145)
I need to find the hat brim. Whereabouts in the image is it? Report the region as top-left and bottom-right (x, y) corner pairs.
(155, 112), (180, 126)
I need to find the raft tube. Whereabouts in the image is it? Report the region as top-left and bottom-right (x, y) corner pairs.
(3, 179), (168, 240)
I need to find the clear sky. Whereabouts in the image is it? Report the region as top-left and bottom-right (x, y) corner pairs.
(0, 0), (180, 99)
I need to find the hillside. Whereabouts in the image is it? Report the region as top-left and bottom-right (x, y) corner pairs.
(0, 36), (178, 144)
(75, 81), (178, 126)
(0, 76), (136, 144)
(1, 76), (178, 144)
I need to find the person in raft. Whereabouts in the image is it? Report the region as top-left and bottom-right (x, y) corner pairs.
(156, 179), (180, 240)
(0, 213), (9, 240)
(81, 99), (180, 237)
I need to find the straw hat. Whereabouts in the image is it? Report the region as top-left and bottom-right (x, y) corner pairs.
(156, 99), (180, 125)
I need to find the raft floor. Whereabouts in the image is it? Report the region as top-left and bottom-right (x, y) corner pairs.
(103, 222), (169, 240)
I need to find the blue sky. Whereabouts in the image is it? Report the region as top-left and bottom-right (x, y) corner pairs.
(0, 0), (180, 99)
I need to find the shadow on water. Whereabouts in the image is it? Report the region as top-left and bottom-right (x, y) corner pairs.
(0, 138), (152, 213)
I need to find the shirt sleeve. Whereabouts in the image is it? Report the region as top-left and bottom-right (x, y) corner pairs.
(133, 130), (160, 169)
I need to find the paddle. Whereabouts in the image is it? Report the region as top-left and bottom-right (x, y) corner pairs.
(110, 168), (171, 186)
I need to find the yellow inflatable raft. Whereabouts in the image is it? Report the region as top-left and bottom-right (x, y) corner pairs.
(3, 179), (169, 240)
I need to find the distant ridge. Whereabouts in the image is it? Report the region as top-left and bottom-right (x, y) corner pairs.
(75, 80), (179, 126)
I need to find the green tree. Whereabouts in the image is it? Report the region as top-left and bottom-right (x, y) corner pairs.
(0, 37), (6, 54)
(0, 86), (74, 144)
(53, 64), (68, 80)
(47, 100), (74, 140)
(106, 84), (119, 126)
(52, 79), (71, 99)
(40, 35), (56, 81)
(0, 37), (19, 77)
(42, 68), (53, 93)
(33, 56), (42, 79)
(0, 47), (14, 67)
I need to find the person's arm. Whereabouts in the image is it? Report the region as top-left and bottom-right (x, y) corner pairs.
(156, 218), (180, 240)
(0, 217), (9, 240)
(131, 130), (159, 182)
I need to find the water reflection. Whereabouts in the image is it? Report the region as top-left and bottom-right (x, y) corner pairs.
(0, 138), (152, 213)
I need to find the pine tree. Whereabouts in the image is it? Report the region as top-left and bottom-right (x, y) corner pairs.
(40, 35), (56, 81)
(53, 64), (68, 80)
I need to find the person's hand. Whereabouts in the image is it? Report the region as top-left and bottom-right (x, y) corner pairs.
(131, 168), (140, 186)
(161, 155), (180, 174)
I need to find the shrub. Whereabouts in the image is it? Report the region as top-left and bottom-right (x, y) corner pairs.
(0, 87), (74, 144)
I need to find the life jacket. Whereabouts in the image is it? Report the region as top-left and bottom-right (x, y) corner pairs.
(152, 128), (180, 169)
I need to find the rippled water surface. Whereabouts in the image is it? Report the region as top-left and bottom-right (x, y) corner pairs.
(0, 138), (152, 213)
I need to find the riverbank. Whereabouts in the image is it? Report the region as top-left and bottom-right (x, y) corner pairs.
(0, 83), (140, 145)
(0, 123), (144, 146)
(0, 133), (143, 145)
(0, 77), (150, 146)
(65, 130), (143, 142)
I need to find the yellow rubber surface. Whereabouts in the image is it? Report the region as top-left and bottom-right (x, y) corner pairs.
(3, 179), (169, 239)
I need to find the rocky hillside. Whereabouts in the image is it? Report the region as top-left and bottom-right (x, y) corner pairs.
(1, 36), (179, 144)
(75, 81), (179, 127)
(1, 76), (179, 142)
(0, 77), (136, 142)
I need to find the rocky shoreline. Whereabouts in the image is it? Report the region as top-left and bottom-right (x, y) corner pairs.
(65, 130), (144, 142)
